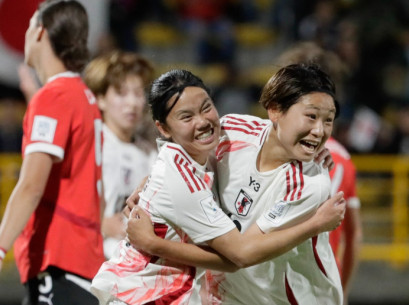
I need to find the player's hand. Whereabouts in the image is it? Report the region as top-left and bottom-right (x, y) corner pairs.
(123, 176), (148, 218)
(315, 192), (346, 233)
(314, 147), (334, 171)
(123, 188), (140, 218)
(126, 206), (155, 252)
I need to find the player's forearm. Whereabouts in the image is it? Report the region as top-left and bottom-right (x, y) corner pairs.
(146, 236), (238, 272)
(231, 194), (345, 267)
(341, 234), (362, 291)
(0, 153), (52, 253)
(235, 218), (320, 267)
(342, 208), (362, 291)
(0, 183), (42, 251)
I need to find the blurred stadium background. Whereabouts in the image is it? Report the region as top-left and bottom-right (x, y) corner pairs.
(1, 0), (409, 304)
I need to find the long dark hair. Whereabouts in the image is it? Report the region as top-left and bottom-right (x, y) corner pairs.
(37, 0), (89, 72)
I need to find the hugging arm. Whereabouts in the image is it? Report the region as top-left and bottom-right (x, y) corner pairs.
(127, 192), (345, 271)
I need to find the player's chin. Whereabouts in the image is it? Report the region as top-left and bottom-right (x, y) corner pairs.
(295, 151), (316, 163)
(196, 141), (218, 154)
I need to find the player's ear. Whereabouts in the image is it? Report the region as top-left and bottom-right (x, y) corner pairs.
(36, 26), (45, 42)
(97, 95), (107, 112)
(155, 121), (171, 139)
(267, 107), (280, 128)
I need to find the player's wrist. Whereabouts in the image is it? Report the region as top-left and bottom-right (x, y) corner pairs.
(148, 236), (168, 257)
(0, 246), (7, 261)
(305, 216), (321, 237)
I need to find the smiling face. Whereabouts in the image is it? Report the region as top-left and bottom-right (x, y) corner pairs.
(157, 86), (220, 165)
(98, 74), (146, 142)
(269, 92), (336, 163)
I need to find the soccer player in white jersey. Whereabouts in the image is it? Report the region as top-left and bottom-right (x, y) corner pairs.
(276, 41), (363, 304)
(91, 69), (344, 305)
(84, 51), (157, 259)
(126, 65), (344, 304)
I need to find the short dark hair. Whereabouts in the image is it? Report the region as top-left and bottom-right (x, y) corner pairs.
(259, 63), (339, 117)
(149, 69), (211, 124)
(37, 0), (89, 72)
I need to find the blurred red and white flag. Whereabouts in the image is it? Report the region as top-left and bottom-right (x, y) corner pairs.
(0, 0), (41, 87)
(0, 0), (107, 87)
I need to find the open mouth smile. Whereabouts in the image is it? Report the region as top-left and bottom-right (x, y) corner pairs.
(196, 128), (214, 142)
(300, 139), (320, 153)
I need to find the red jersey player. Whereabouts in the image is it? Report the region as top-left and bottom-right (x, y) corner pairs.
(327, 136), (363, 304)
(0, 1), (104, 304)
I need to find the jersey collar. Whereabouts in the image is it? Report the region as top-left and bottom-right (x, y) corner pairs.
(47, 71), (80, 83)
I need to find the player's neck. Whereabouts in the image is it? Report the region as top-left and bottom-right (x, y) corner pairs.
(107, 123), (134, 143)
(257, 128), (287, 172)
(36, 43), (68, 84)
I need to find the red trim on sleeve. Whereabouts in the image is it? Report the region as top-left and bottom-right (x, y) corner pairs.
(296, 162), (304, 200)
(284, 170), (291, 201)
(285, 273), (299, 305)
(312, 236), (327, 276)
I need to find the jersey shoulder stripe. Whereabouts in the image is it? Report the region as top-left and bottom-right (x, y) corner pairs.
(166, 144), (207, 194)
(221, 115), (268, 137)
(284, 161), (305, 201)
(174, 154), (200, 193)
(215, 140), (255, 161)
(168, 144), (193, 164)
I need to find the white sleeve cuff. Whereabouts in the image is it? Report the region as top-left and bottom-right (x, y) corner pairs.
(25, 142), (64, 160)
(347, 197), (361, 209)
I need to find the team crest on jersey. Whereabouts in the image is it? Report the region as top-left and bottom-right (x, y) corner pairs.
(235, 189), (253, 216)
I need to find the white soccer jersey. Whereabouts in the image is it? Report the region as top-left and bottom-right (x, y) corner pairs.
(102, 125), (157, 259)
(205, 114), (342, 305)
(91, 140), (236, 305)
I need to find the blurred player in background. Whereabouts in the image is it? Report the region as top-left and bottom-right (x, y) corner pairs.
(0, 1), (104, 304)
(84, 51), (157, 259)
(326, 135), (362, 303)
(277, 41), (363, 304)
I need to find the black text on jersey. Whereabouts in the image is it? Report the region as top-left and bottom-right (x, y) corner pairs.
(249, 176), (260, 192)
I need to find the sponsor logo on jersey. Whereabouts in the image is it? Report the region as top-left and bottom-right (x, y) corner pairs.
(31, 115), (57, 143)
(235, 189), (253, 216)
